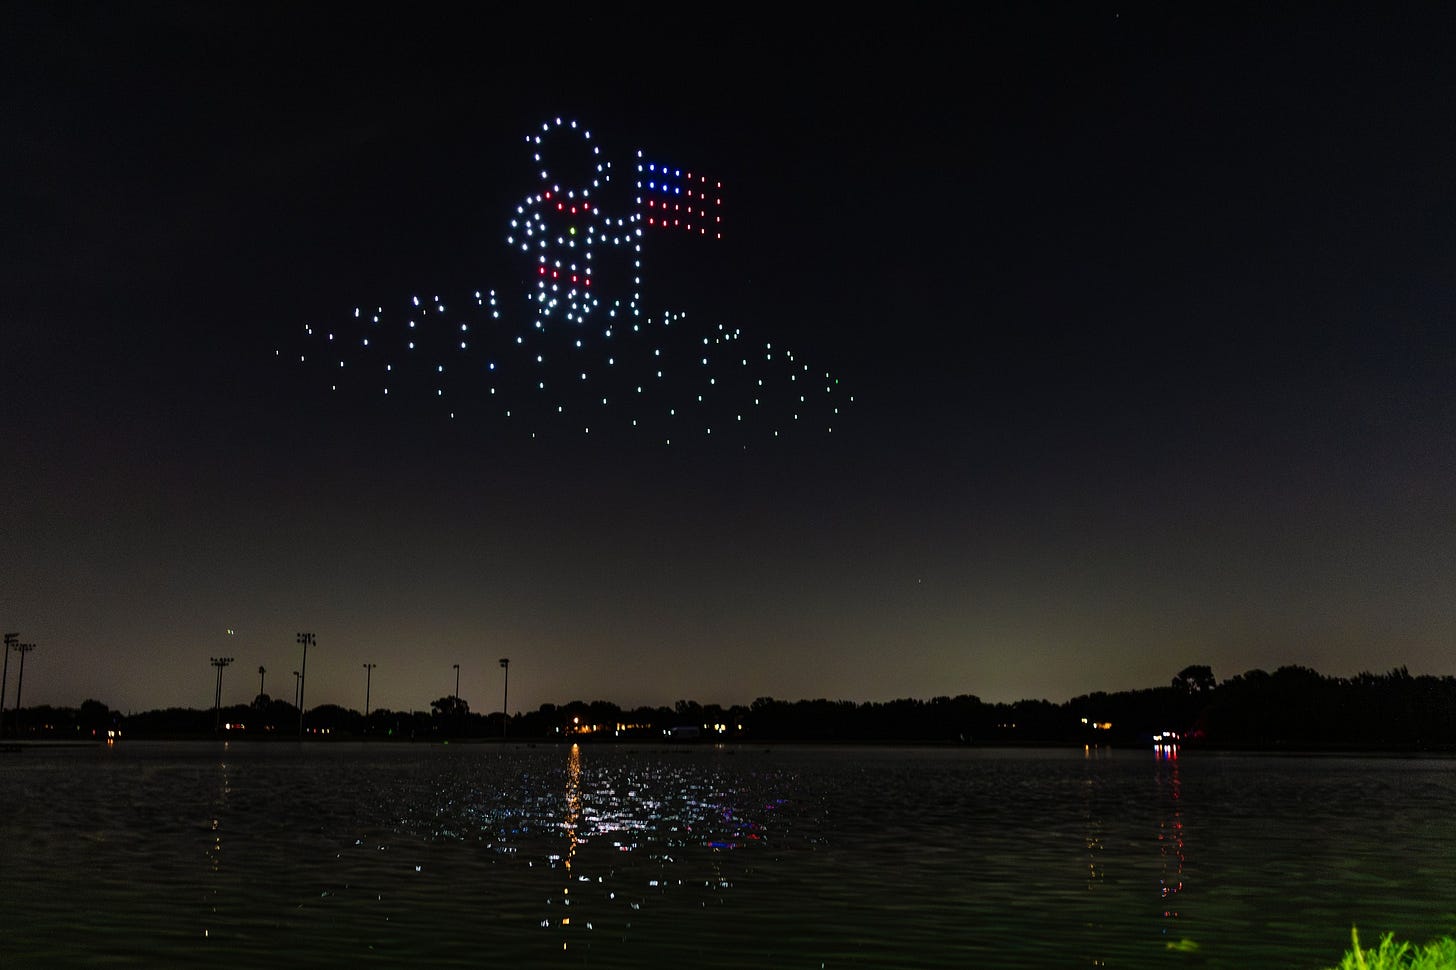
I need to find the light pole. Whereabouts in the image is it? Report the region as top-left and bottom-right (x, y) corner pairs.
(296, 633), (314, 738)
(499, 657), (510, 738)
(14, 642), (35, 737)
(1, 633), (17, 738)
(363, 663), (376, 726)
(211, 656), (234, 732)
(453, 663), (460, 712)
(292, 670), (300, 709)
(257, 665), (266, 702)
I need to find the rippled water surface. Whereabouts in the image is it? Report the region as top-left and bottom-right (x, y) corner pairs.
(3, 742), (1453, 967)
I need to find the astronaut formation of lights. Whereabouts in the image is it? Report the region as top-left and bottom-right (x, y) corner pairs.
(288, 117), (850, 444)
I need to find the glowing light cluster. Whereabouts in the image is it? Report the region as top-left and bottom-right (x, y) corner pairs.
(637, 158), (722, 238)
(506, 118), (643, 328)
(288, 116), (849, 445)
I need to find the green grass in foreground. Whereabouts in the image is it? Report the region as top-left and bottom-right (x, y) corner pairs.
(1327, 927), (1456, 970)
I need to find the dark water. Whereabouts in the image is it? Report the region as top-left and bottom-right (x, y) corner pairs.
(2, 742), (1453, 967)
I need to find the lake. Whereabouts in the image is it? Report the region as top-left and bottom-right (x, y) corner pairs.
(1, 742), (1452, 967)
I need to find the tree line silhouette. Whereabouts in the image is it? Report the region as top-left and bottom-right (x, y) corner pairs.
(8, 665), (1456, 750)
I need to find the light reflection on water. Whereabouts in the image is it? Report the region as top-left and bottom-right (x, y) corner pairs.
(2, 742), (1453, 968)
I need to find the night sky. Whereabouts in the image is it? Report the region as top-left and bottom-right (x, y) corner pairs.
(4, 3), (1454, 716)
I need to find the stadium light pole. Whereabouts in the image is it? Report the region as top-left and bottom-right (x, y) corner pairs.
(14, 642), (35, 738)
(453, 663), (460, 712)
(499, 658), (510, 738)
(296, 633), (314, 738)
(292, 670), (300, 709)
(363, 663), (376, 727)
(1, 633), (17, 739)
(211, 656), (234, 732)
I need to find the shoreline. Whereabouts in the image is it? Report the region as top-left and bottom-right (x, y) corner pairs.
(7, 736), (1456, 757)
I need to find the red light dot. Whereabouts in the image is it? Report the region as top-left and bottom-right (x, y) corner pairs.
(557, 202), (563, 211)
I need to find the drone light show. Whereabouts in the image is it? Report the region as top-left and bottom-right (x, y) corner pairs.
(287, 117), (850, 445)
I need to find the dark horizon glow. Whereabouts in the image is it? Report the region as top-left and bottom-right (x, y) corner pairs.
(3, 4), (1454, 717)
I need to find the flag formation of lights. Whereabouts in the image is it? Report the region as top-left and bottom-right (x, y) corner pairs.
(287, 117), (849, 444)
(638, 161), (722, 237)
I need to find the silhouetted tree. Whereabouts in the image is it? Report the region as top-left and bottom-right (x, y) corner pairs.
(77, 698), (113, 735)
(431, 695), (468, 717)
(1172, 665), (1216, 693)
(587, 700), (622, 725)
